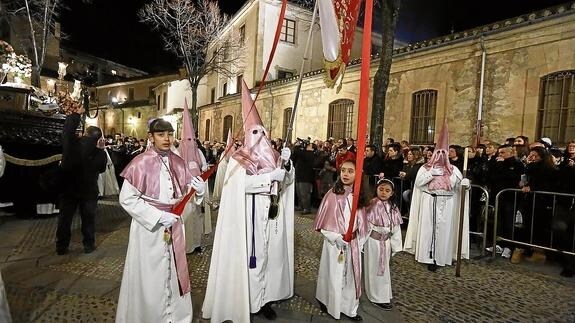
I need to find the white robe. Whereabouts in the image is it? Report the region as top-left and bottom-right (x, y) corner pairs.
(116, 156), (202, 323)
(98, 149), (119, 197)
(211, 157), (228, 201)
(316, 193), (361, 319)
(363, 223), (402, 304)
(403, 166), (469, 266)
(181, 148), (212, 253)
(0, 271), (11, 323)
(202, 158), (295, 323)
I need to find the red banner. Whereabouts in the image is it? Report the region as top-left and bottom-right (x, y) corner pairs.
(344, 0), (372, 242)
(319, 0), (362, 92)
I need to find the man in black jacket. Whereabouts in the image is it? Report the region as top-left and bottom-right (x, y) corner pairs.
(56, 109), (107, 255)
(292, 140), (316, 214)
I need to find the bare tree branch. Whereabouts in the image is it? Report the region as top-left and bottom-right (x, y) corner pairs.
(5, 0), (68, 87)
(140, 0), (245, 127)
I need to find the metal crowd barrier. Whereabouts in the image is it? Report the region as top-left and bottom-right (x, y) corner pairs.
(469, 184), (490, 255)
(492, 188), (575, 258)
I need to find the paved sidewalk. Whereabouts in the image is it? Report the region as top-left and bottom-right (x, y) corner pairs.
(1, 201), (574, 322)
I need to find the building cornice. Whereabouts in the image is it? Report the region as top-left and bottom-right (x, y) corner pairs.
(258, 1), (575, 89)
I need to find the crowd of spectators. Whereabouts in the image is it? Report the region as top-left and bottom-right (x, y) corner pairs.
(107, 132), (575, 277)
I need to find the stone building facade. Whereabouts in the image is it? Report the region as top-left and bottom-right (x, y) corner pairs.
(198, 3), (575, 146)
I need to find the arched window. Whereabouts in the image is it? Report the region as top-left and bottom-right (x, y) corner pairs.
(282, 107), (293, 140)
(223, 115), (233, 140)
(538, 71), (575, 145)
(204, 119), (211, 141)
(327, 99), (354, 139)
(410, 89), (437, 144)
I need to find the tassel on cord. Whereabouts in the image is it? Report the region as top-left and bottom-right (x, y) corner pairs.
(249, 194), (257, 269)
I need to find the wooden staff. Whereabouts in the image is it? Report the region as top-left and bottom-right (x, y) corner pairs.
(455, 147), (469, 277)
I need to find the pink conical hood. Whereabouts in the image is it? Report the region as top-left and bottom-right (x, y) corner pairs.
(178, 98), (203, 177)
(241, 80), (264, 132)
(424, 118), (453, 190)
(232, 80), (279, 174)
(436, 118), (449, 151)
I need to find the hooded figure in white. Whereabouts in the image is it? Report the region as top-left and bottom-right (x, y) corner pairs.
(177, 100), (212, 254)
(202, 81), (295, 322)
(403, 120), (470, 271)
(211, 129), (234, 203)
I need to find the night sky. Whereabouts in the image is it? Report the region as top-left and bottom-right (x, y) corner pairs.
(59, 0), (568, 75)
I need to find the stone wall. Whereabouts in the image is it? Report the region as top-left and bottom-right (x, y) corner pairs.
(198, 9), (575, 146)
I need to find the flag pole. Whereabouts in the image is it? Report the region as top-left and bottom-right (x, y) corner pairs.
(284, 0), (319, 145)
(455, 148), (469, 277)
(345, 0), (373, 242)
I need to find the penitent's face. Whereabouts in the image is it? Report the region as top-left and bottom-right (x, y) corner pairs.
(149, 131), (174, 151)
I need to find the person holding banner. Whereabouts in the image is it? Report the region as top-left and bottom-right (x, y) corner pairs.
(403, 121), (470, 271)
(202, 81), (295, 322)
(116, 118), (206, 323)
(314, 159), (368, 321)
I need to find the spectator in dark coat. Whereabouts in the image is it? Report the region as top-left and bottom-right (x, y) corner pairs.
(292, 141), (317, 214)
(57, 110), (107, 255)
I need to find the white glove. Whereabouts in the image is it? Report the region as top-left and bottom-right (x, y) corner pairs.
(461, 178), (471, 189)
(201, 164), (208, 172)
(159, 212), (178, 228)
(191, 176), (206, 196)
(270, 168), (286, 182)
(335, 236), (348, 249)
(280, 147), (291, 164)
(430, 167), (444, 176)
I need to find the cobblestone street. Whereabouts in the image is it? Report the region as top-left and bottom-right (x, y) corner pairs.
(1, 200), (574, 322)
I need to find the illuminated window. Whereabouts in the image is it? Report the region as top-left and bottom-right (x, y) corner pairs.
(205, 119), (211, 141)
(410, 90), (437, 145)
(538, 71), (575, 145)
(327, 99), (354, 139)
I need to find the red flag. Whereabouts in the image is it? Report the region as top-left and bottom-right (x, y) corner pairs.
(345, 0), (373, 243)
(318, 0), (362, 92)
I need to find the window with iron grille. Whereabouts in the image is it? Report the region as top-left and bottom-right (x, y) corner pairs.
(280, 18), (296, 44)
(327, 99), (354, 139)
(538, 71), (575, 145)
(410, 90), (437, 145)
(282, 108), (293, 140)
(223, 115), (233, 140)
(205, 119), (211, 141)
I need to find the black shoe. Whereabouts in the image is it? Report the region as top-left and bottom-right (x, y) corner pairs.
(258, 303), (277, 320)
(374, 302), (393, 310)
(317, 300), (328, 313)
(427, 263), (438, 272)
(191, 246), (203, 255)
(84, 245), (96, 254)
(56, 248), (69, 255)
(560, 267), (574, 278)
(343, 313), (363, 321)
